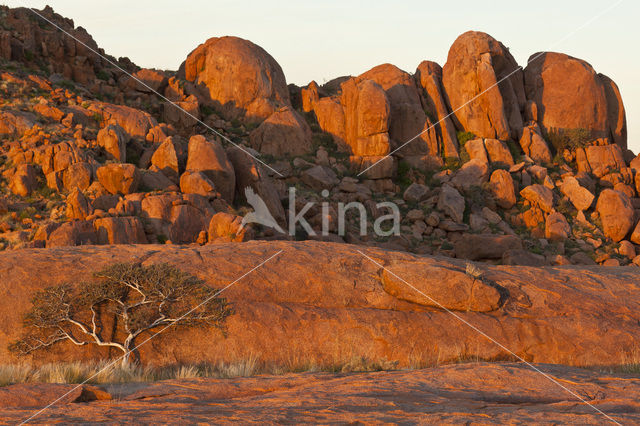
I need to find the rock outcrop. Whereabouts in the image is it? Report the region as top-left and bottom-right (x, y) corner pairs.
(0, 6), (637, 270)
(524, 52), (627, 149)
(359, 64), (437, 157)
(1, 241), (640, 369)
(415, 61), (459, 158)
(179, 36), (290, 123)
(341, 77), (392, 156)
(248, 106), (313, 156)
(185, 135), (235, 203)
(442, 31), (525, 140)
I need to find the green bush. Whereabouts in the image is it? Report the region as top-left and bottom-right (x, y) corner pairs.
(96, 70), (110, 81)
(441, 157), (462, 171)
(312, 132), (337, 153)
(456, 131), (476, 146)
(546, 128), (592, 151)
(456, 131), (475, 163)
(396, 160), (412, 189)
(200, 105), (216, 117)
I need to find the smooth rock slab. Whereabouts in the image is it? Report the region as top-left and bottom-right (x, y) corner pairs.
(0, 363), (638, 424)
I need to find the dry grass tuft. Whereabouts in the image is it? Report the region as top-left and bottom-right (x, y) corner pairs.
(465, 262), (484, 279)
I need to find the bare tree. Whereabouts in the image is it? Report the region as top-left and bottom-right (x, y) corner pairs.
(10, 263), (232, 365)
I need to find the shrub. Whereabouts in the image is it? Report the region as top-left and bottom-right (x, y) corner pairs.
(10, 263), (232, 365)
(312, 132), (337, 153)
(200, 105), (216, 117)
(96, 70), (110, 81)
(506, 140), (522, 161)
(456, 131), (475, 163)
(396, 160), (412, 189)
(546, 128), (592, 151)
(456, 131), (476, 146)
(442, 157), (462, 171)
(57, 80), (76, 90)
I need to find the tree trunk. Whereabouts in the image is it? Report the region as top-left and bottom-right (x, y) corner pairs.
(122, 335), (135, 367)
(121, 349), (131, 367)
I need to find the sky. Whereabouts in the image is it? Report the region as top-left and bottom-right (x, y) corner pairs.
(8, 1), (639, 153)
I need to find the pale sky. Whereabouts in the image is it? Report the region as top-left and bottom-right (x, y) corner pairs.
(8, 1), (639, 153)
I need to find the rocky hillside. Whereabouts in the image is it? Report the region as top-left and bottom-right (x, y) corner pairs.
(1, 5), (639, 267)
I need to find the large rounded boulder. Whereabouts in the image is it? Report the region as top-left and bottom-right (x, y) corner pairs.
(524, 52), (627, 150)
(359, 64), (438, 157)
(442, 31), (525, 141)
(179, 36), (290, 123)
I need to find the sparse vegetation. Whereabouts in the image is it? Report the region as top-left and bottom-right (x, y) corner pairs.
(456, 131), (476, 146)
(200, 104), (216, 117)
(442, 157), (463, 171)
(96, 69), (110, 81)
(465, 262), (483, 279)
(456, 131), (475, 163)
(546, 127), (592, 151)
(10, 263), (232, 365)
(396, 160), (412, 189)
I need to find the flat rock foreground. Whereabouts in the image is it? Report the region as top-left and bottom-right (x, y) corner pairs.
(0, 363), (639, 424)
(1, 240), (640, 423)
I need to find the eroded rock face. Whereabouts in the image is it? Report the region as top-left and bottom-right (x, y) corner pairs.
(9, 164), (38, 197)
(207, 212), (251, 243)
(248, 107), (313, 156)
(524, 52), (627, 150)
(341, 78), (391, 156)
(179, 170), (217, 197)
(65, 188), (93, 220)
(2, 241), (640, 369)
(89, 102), (158, 140)
(0, 6), (111, 84)
(0, 110), (34, 136)
(583, 143), (626, 178)
(185, 135), (235, 203)
(94, 216), (147, 245)
(519, 125), (552, 164)
(313, 97), (347, 148)
(520, 184), (554, 213)
(559, 176), (594, 211)
(381, 260), (501, 312)
(359, 64), (437, 156)
(151, 136), (187, 183)
(227, 147), (286, 227)
(437, 185), (465, 223)
(415, 60), (459, 158)
(442, 31), (525, 140)
(96, 164), (140, 195)
(179, 36), (290, 123)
